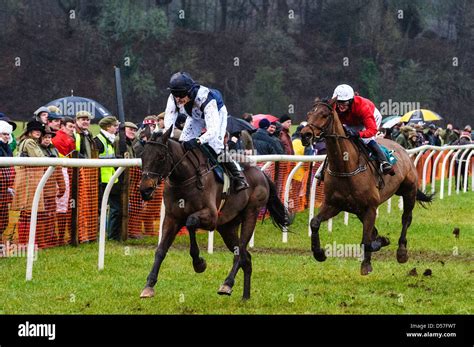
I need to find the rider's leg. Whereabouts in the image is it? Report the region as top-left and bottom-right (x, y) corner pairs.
(366, 140), (393, 175)
(221, 158), (249, 192)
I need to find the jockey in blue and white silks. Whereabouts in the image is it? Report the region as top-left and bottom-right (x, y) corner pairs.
(163, 72), (249, 192)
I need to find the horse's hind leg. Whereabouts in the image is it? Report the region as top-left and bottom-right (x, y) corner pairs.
(397, 191), (416, 263)
(216, 218), (241, 296)
(310, 204), (340, 262)
(140, 216), (182, 298)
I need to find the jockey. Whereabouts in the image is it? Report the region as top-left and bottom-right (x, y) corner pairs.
(164, 72), (249, 192)
(332, 84), (393, 175)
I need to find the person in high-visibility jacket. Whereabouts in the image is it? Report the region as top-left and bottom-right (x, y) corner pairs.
(94, 116), (121, 240)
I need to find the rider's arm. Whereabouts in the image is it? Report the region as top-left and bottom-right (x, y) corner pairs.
(358, 104), (378, 138)
(164, 94), (178, 133)
(198, 99), (221, 145)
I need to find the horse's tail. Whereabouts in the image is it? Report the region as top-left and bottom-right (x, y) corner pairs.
(264, 174), (293, 231)
(416, 189), (435, 208)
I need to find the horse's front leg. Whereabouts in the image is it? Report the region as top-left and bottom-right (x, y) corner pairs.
(140, 215), (182, 298)
(310, 204), (340, 262)
(187, 208), (217, 273)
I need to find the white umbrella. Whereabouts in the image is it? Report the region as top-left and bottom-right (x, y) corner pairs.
(382, 116), (402, 129)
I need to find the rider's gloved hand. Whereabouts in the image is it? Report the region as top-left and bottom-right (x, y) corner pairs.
(345, 127), (360, 139)
(183, 138), (201, 151)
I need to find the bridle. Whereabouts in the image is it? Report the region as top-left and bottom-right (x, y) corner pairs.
(141, 140), (191, 186)
(306, 101), (350, 140)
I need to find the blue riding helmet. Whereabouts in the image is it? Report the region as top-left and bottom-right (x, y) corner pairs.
(168, 72), (195, 98)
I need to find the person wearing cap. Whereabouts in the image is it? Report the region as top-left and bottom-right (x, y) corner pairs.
(94, 116), (121, 240)
(165, 71), (248, 191)
(278, 114), (295, 155)
(0, 113), (17, 153)
(40, 127), (60, 157)
(74, 110), (97, 159)
(142, 115), (158, 131)
(157, 112), (165, 131)
(0, 120), (14, 157)
(396, 126), (418, 149)
(33, 106), (50, 124)
(331, 84), (394, 175)
(251, 118), (283, 155)
(47, 111), (63, 135)
(122, 121), (138, 158)
(17, 120), (46, 157)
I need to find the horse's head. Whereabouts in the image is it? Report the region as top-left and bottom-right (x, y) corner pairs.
(140, 127), (174, 201)
(301, 96), (337, 146)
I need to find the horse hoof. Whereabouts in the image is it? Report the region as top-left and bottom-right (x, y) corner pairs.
(361, 263), (373, 275)
(313, 249), (327, 262)
(193, 258), (207, 273)
(140, 287), (155, 298)
(397, 249), (408, 263)
(377, 236), (391, 247)
(217, 284), (233, 296)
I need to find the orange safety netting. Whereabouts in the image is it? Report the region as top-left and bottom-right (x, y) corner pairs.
(2, 166), (73, 249)
(1, 150), (470, 252)
(128, 167), (162, 238)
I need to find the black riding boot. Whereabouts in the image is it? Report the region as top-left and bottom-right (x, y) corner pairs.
(315, 157), (328, 181)
(367, 141), (394, 175)
(223, 160), (249, 192)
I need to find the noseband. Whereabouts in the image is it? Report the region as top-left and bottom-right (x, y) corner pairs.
(141, 141), (190, 186)
(306, 102), (349, 140)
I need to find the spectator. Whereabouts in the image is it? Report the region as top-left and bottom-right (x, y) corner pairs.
(46, 111), (63, 135)
(51, 117), (75, 243)
(39, 128), (66, 244)
(292, 124), (313, 156)
(452, 128), (472, 189)
(74, 111), (97, 159)
(240, 113), (255, 155)
(39, 128), (60, 157)
(396, 126), (417, 149)
(157, 112), (165, 131)
(33, 106), (50, 124)
(252, 119), (283, 155)
(142, 115), (158, 132)
(268, 121), (285, 154)
(279, 114), (295, 155)
(94, 116), (121, 241)
(0, 121), (15, 244)
(121, 122), (138, 158)
(0, 113), (17, 153)
(445, 124), (460, 144)
(17, 120), (45, 157)
(12, 120), (46, 245)
(424, 124), (441, 146)
(412, 124), (426, 147)
(52, 117), (76, 157)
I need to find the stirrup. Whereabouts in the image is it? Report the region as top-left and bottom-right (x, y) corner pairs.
(380, 162), (393, 175)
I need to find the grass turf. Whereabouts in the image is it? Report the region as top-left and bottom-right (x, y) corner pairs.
(0, 187), (472, 314)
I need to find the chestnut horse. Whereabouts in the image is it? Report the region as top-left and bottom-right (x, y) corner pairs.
(301, 97), (433, 275)
(139, 128), (291, 300)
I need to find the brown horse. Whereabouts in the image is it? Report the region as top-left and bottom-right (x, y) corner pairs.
(301, 97), (433, 275)
(139, 128), (290, 300)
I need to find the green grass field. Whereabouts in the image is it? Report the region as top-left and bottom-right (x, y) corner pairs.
(1, 186), (473, 315)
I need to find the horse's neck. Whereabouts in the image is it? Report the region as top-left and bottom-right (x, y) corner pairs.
(168, 140), (205, 182)
(325, 114), (360, 173)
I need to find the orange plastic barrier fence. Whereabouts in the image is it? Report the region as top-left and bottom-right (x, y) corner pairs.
(1, 151), (471, 252)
